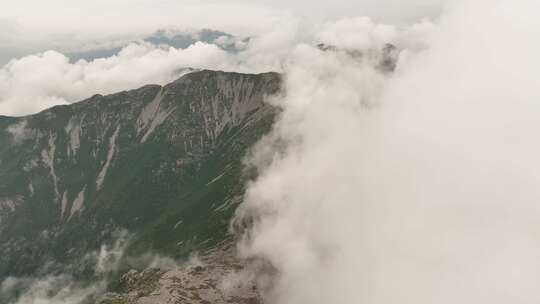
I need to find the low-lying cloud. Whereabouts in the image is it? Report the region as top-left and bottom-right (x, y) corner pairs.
(0, 232), (128, 304)
(237, 0), (540, 303)
(0, 15), (428, 116)
(0, 0), (445, 116)
(0, 42), (230, 116)
(0, 230), (189, 304)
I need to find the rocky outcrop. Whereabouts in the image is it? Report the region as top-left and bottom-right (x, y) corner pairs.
(99, 242), (260, 304)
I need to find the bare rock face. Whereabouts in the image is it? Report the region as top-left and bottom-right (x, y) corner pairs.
(99, 242), (261, 304)
(0, 70), (281, 283)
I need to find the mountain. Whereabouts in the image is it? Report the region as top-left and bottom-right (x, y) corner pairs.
(68, 29), (248, 62)
(0, 70), (281, 283)
(144, 29), (246, 52)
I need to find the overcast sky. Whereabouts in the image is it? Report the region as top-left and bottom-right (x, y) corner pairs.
(0, 0), (447, 62)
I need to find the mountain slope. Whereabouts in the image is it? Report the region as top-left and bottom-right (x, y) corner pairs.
(0, 70), (281, 279)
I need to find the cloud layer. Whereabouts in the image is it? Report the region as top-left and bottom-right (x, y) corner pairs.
(0, 14), (429, 116)
(237, 0), (540, 303)
(0, 42), (231, 115)
(0, 0), (447, 116)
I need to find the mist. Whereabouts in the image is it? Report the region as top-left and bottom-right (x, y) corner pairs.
(0, 42), (234, 115)
(0, 230), (191, 304)
(237, 0), (540, 303)
(0, 233), (128, 304)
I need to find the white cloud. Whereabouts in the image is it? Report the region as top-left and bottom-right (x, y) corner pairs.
(0, 230), (186, 303)
(1, 0), (446, 34)
(0, 13), (429, 116)
(1, 274), (103, 304)
(0, 42), (234, 116)
(0, 0), (448, 116)
(236, 0), (540, 303)
(317, 17), (397, 50)
(0, 0), (449, 63)
(6, 119), (33, 143)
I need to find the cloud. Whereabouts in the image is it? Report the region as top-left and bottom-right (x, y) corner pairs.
(0, 0), (448, 116)
(6, 119), (33, 143)
(236, 0), (540, 303)
(0, 233), (128, 304)
(0, 1), (293, 63)
(5, 0), (540, 302)
(0, 0), (449, 64)
(0, 13), (431, 117)
(2, 0), (446, 35)
(0, 275), (100, 304)
(316, 17), (397, 50)
(0, 42), (234, 116)
(0, 230), (188, 304)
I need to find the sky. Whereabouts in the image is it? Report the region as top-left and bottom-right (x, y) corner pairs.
(0, 0), (445, 61)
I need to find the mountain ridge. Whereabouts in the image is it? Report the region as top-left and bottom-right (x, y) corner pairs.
(0, 69), (281, 281)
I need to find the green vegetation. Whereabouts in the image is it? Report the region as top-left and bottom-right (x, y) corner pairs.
(0, 70), (281, 280)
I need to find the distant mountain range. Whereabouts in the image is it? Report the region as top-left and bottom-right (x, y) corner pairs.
(0, 28), (248, 66)
(68, 29), (249, 62)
